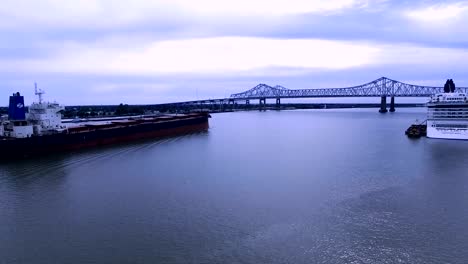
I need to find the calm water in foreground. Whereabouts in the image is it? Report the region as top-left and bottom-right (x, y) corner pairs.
(1, 109), (468, 264)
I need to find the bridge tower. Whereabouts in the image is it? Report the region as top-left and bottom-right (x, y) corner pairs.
(379, 96), (388, 113)
(389, 96), (395, 112)
(259, 98), (266, 110)
(229, 99), (235, 110)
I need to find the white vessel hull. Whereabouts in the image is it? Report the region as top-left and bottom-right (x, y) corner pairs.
(427, 120), (468, 140)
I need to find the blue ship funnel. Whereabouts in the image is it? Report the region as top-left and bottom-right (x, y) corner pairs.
(8, 92), (26, 121)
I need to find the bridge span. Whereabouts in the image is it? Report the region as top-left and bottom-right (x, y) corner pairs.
(163, 77), (468, 113)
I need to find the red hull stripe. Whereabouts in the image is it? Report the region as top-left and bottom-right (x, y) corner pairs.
(53, 122), (209, 152)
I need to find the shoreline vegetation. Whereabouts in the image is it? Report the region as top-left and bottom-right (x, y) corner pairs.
(0, 103), (425, 118)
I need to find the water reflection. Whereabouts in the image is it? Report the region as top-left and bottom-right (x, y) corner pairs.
(426, 139), (468, 175)
(1, 110), (468, 264)
(0, 155), (68, 188)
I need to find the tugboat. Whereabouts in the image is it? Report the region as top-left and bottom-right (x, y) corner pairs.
(0, 85), (210, 158)
(405, 120), (427, 139)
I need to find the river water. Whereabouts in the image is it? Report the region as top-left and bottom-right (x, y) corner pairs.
(1, 109), (468, 264)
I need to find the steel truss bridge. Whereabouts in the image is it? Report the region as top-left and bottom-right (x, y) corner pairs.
(230, 77), (468, 99)
(159, 77), (468, 113)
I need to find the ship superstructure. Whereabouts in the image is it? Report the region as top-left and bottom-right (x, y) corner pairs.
(427, 79), (468, 140)
(1, 85), (66, 138)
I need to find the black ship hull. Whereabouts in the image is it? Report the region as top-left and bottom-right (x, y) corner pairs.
(0, 114), (209, 159)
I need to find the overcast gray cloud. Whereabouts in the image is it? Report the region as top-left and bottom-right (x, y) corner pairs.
(1, 0), (467, 104)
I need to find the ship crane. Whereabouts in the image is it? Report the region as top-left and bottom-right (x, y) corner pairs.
(35, 83), (45, 104)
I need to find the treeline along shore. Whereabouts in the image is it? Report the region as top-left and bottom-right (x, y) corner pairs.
(0, 103), (425, 118)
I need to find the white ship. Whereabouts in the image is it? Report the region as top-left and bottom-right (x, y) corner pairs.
(427, 80), (468, 140)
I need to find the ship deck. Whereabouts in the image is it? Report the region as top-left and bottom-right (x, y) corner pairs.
(65, 113), (208, 133)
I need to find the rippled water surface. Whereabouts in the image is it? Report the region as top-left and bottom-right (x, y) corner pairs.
(1, 109), (468, 264)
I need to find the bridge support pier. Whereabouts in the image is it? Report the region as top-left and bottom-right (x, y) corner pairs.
(259, 98), (266, 110)
(379, 96), (388, 113)
(276, 98), (280, 108)
(389, 96), (395, 112)
(221, 101), (227, 111)
(227, 99), (233, 111)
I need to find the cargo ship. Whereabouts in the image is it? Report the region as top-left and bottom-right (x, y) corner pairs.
(0, 86), (210, 158)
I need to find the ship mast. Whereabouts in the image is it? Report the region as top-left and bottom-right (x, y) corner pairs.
(35, 83), (45, 103)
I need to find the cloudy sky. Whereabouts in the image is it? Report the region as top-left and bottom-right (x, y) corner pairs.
(1, 0), (468, 105)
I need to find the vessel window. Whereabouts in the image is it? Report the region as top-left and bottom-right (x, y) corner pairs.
(435, 124), (468, 128)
